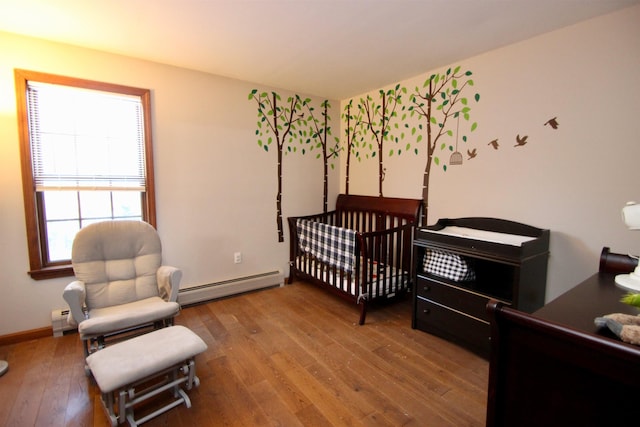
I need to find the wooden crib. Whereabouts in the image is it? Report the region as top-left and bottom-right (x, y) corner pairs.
(287, 194), (423, 324)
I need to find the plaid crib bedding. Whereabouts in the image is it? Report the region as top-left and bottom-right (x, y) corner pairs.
(296, 219), (357, 273)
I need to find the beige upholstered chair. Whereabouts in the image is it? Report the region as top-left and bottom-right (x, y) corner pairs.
(63, 220), (181, 358)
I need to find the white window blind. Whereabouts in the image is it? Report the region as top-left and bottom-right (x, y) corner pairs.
(26, 81), (147, 191)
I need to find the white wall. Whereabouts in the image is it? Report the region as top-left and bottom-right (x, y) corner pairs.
(0, 32), (339, 335)
(342, 5), (640, 301)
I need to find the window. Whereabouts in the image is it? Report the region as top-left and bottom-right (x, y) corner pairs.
(15, 70), (156, 280)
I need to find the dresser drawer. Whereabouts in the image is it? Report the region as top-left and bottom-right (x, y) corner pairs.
(416, 276), (493, 322)
(414, 297), (491, 357)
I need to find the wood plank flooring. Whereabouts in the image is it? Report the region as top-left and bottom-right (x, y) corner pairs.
(0, 281), (488, 426)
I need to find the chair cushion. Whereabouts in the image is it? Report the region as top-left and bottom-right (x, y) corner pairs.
(72, 221), (163, 308)
(86, 325), (207, 393)
(78, 297), (180, 338)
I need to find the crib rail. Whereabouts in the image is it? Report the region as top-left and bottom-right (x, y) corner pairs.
(287, 194), (421, 324)
(359, 223), (414, 301)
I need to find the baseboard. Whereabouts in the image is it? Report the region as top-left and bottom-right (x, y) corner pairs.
(0, 327), (53, 346)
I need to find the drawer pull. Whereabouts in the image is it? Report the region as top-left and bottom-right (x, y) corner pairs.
(423, 309), (430, 314)
(423, 286), (431, 292)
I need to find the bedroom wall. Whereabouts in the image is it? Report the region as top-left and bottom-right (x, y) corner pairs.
(0, 31), (339, 335)
(341, 5), (640, 301)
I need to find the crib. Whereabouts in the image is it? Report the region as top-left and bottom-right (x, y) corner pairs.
(287, 194), (423, 324)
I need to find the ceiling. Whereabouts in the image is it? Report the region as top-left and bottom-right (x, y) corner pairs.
(0, 0), (638, 100)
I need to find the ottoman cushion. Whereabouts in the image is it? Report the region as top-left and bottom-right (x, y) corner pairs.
(86, 325), (207, 393)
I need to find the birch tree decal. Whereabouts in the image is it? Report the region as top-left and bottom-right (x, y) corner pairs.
(407, 66), (480, 223)
(301, 99), (340, 213)
(248, 90), (305, 242)
(341, 99), (365, 195)
(358, 84), (406, 197)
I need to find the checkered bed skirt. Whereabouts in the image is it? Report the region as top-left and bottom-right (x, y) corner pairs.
(296, 219), (357, 273)
(423, 249), (476, 282)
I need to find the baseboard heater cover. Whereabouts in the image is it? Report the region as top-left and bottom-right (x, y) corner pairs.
(52, 309), (76, 337)
(178, 270), (284, 306)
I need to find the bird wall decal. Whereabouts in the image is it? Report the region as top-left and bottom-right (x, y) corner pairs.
(488, 139), (499, 149)
(467, 148), (477, 159)
(515, 134), (528, 147)
(545, 117), (559, 129)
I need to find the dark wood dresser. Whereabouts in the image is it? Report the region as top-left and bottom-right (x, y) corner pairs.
(486, 247), (640, 427)
(412, 217), (549, 357)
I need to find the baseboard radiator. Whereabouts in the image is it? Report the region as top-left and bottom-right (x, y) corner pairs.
(178, 270), (284, 306)
(52, 309), (76, 337)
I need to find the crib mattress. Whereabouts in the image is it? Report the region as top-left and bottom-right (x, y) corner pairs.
(294, 256), (409, 299)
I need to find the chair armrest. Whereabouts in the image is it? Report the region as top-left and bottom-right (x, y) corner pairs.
(157, 266), (182, 302)
(63, 280), (87, 327)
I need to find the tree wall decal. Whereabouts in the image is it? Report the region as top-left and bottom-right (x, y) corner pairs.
(407, 66), (480, 224)
(248, 90), (305, 242)
(358, 84), (406, 197)
(300, 99), (340, 213)
(341, 99), (365, 195)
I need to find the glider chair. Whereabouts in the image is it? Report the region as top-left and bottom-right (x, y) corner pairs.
(63, 220), (182, 361)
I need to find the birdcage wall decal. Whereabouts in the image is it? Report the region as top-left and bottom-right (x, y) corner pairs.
(450, 115), (463, 165)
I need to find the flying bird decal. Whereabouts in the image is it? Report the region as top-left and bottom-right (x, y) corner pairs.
(467, 148), (477, 159)
(488, 139), (499, 150)
(515, 134), (528, 147)
(545, 117), (559, 129)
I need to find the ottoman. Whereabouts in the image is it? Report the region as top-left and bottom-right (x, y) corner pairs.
(86, 325), (207, 426)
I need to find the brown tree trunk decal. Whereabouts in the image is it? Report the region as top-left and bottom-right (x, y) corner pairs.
(301, 99), (339, 213)
(408, 67), (480, 225)
(358, 85), (404, 197)
(341, 100), (364, 196)
(249, 90), (304, 242)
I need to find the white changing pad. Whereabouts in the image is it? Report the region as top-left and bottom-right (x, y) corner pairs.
(421, 226), (535, 246)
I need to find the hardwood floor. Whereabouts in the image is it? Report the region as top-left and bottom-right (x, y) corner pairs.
(0, 281), (489, 426)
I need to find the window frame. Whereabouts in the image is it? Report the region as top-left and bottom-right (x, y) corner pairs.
(14, 69), (156, 280)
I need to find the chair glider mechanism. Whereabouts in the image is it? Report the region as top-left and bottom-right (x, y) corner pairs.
(86, 325), (207, 427)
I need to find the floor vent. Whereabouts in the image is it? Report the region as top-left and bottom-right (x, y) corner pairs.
(52, 309), (76, 337)
(178, 270), (284, 306)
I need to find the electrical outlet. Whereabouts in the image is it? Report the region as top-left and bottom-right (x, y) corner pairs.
(234, 252), (242, 264)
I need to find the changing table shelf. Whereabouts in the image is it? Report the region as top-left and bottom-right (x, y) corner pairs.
(412, 217), (549, 358)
